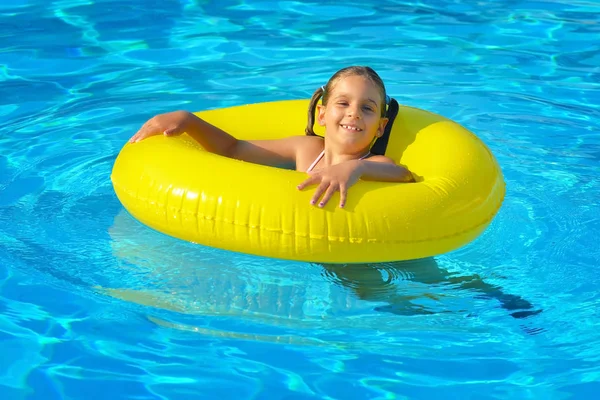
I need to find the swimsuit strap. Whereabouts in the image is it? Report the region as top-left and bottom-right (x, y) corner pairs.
(306, 150), (371, 172)
(306, 150), (325, 172)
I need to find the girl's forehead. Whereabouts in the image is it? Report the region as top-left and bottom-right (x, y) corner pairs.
(330, 76), (382, 97)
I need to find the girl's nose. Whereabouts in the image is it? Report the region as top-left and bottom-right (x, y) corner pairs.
(347, 106), (361, 119)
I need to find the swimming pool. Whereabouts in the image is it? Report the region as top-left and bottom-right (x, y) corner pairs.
(1, 0), (599, 398)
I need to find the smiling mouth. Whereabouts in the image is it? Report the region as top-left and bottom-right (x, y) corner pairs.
(340, 124), (363, 131)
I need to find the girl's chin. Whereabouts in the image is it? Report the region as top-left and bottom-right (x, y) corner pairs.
(326, 137), (371, 151)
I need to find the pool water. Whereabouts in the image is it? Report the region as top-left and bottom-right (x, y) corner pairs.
(1, 0), (599, 398)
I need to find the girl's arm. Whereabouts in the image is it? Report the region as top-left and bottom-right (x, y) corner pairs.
(355, 156), (415, 183)
(129, 110), (301, 166)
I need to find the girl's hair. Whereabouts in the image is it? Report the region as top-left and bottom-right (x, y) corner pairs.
(305, 66), (388, 136)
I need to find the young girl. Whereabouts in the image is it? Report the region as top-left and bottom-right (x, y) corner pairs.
(129, 66), (414, 208)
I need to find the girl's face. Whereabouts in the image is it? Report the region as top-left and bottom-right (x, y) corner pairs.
(317, 75), (388, 154)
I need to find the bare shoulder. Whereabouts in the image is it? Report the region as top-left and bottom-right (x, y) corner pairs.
(292, 135), (324, 171)
(301, 135), (325, 149)
(279, 135), (323, 153)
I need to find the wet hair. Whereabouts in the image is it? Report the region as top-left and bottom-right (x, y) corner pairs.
(305, 66), (389, 136)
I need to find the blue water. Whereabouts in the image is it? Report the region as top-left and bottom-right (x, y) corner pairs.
(1, 0), (599, 398)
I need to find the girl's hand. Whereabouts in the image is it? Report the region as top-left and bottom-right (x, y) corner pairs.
(297, 160), (363, 208)
(129, 110), (193, 143)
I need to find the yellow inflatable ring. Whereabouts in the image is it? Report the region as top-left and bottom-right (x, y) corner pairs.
(111, 99), (505, 263)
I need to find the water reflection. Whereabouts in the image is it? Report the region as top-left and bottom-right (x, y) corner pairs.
(105, 210), (541, 324)
(319, 260), (542, 319)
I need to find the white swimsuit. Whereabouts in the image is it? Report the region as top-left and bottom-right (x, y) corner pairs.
(306, 150), (371, 172)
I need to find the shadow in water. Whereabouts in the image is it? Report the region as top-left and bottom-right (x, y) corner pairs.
(106, 210), (542, 326)
(318, 259), (543, 319)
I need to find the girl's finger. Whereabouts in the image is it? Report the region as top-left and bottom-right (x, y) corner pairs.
(133, 131), (146, 142)
(310, 182), (330, 205)
(318, 184), (339, 207)
(297, 175), (319, 190)
(130, 131), (144, 143)
(164, 125), (182, 136)
(339, 184), (347, 208)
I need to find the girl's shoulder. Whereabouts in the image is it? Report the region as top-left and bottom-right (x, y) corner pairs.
(292, 135), (324, 172)
(301, 134), (325, 147)
(282, 134), (324, 152)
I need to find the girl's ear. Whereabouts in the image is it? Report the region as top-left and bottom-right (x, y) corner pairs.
(376, 117), (389, 137)
(316, 104), (326, 126)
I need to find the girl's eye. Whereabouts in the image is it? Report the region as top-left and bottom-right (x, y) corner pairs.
(337, 101), (348, 106)
(362, 106), (374, 112)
